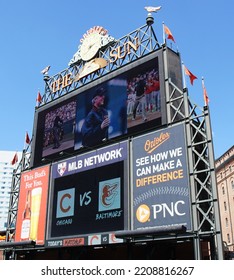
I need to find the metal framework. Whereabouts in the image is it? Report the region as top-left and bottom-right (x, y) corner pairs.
(163, 45), (223, 258)
(4, 13), (223, 259)
(39, 16), (159, 106)
(5, 146), (31, 243)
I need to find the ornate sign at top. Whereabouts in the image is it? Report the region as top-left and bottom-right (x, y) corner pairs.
(43, 19), (160, 98)
(69, 26), (115, 66)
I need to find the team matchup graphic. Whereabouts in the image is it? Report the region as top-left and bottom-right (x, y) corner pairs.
(132, 123), (192, 231)
(46, 141), (128, 246)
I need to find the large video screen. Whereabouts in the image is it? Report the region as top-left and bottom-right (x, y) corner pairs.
(45, 141), (128, 247)
(31, 51), (167, 167)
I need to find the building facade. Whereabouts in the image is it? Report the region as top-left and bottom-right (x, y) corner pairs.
(0, 151), (21, 230)
(215, 146), (234, 253)
(0, 151), (23, 260)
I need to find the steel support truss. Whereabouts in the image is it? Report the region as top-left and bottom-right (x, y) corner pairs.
(5, 147), (31, 243)
(163, 44), (223, 259)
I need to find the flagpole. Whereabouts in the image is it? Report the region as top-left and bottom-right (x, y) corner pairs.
(36, 89), (42, 107)
(162, 22), (166, 44)
(24, 131), (29, 151)
(24, 132), (26, 151)
(182, 62), (187, 89)
(202, 76), (209, 106)
(37, 88), (40, 107)
(202, 76), (205, 106)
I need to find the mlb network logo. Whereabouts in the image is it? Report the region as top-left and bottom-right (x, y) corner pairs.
(98, 178), (121, 212)
(57, 162), (67, 176)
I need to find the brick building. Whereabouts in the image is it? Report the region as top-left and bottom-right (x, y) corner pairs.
(215, 146), (234, 254)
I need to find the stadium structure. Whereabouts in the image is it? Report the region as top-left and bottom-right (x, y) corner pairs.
(0, 11), (224, 260)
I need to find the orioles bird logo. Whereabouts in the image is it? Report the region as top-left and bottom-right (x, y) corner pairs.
(101, 183), (118, 207)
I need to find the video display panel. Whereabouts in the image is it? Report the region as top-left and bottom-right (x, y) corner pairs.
(132, 123), (192, 232)
(42, 100), (77, 158)
(31, 51), (166, 167)
(46, 141), (128, 247)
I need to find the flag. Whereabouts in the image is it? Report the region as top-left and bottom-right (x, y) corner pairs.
(164, 24), (175, 43)
(25, 132), (31, 145)
(202, 78), (210, 106)
(11, 152), (18, 165)
(184, 65), (197, 85)
(36, 91), (42, 104)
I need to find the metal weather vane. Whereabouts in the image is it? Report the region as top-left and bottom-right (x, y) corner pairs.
(144, 6), (162, 13)
(41, 65), (50, 75)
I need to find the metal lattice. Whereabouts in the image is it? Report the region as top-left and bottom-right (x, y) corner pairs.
(5, 147), (31, 242)
(163, 44), (223, 259)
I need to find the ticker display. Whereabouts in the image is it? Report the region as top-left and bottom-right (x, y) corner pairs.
(46, 141), (128, 247)
(132, 123), (192, 231)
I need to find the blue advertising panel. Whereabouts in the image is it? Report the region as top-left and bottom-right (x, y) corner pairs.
(132, 123), (192, 231)
(46, 141), (128, 247)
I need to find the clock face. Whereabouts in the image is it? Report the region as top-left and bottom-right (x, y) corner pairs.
(80, 33), (102, 61)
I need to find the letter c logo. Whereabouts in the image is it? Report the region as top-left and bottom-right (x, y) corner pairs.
(56, 188), (75, 218)
(60, 193), (71, 213)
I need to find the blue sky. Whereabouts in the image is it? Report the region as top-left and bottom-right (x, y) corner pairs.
(0, 0), (233, 159)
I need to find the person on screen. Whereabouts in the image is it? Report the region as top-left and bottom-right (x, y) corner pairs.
(52, 115), (63, 149)
(132, 74), (147, 122)
(81, 88), (110, 147)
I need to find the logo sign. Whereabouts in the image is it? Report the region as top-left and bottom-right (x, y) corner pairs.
(109, 233), (123, 244)
(136, 204), (151, 223)
(52, 141), (128, 179)
(56, 188), (75, 218)
(88, 235), (101, 245)
(57, 162), (67, 176)
(98, 178), (121, 212)
(132, 123), (192, 231)
(63, 237), (84, 247)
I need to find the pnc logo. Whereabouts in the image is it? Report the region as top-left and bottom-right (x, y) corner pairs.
(136, 204), (151, 223)
(136, 200), (187, 224)
(56, 188), (75, 218)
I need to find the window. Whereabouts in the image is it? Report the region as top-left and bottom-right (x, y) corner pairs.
(224, 201), (227, 211)
(227, 234), (231, 244)
(222, 186), (225, 195)
(225, 218), (229, 227)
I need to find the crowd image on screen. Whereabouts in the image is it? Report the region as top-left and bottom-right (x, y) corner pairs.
(43, 101), (76, 148)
